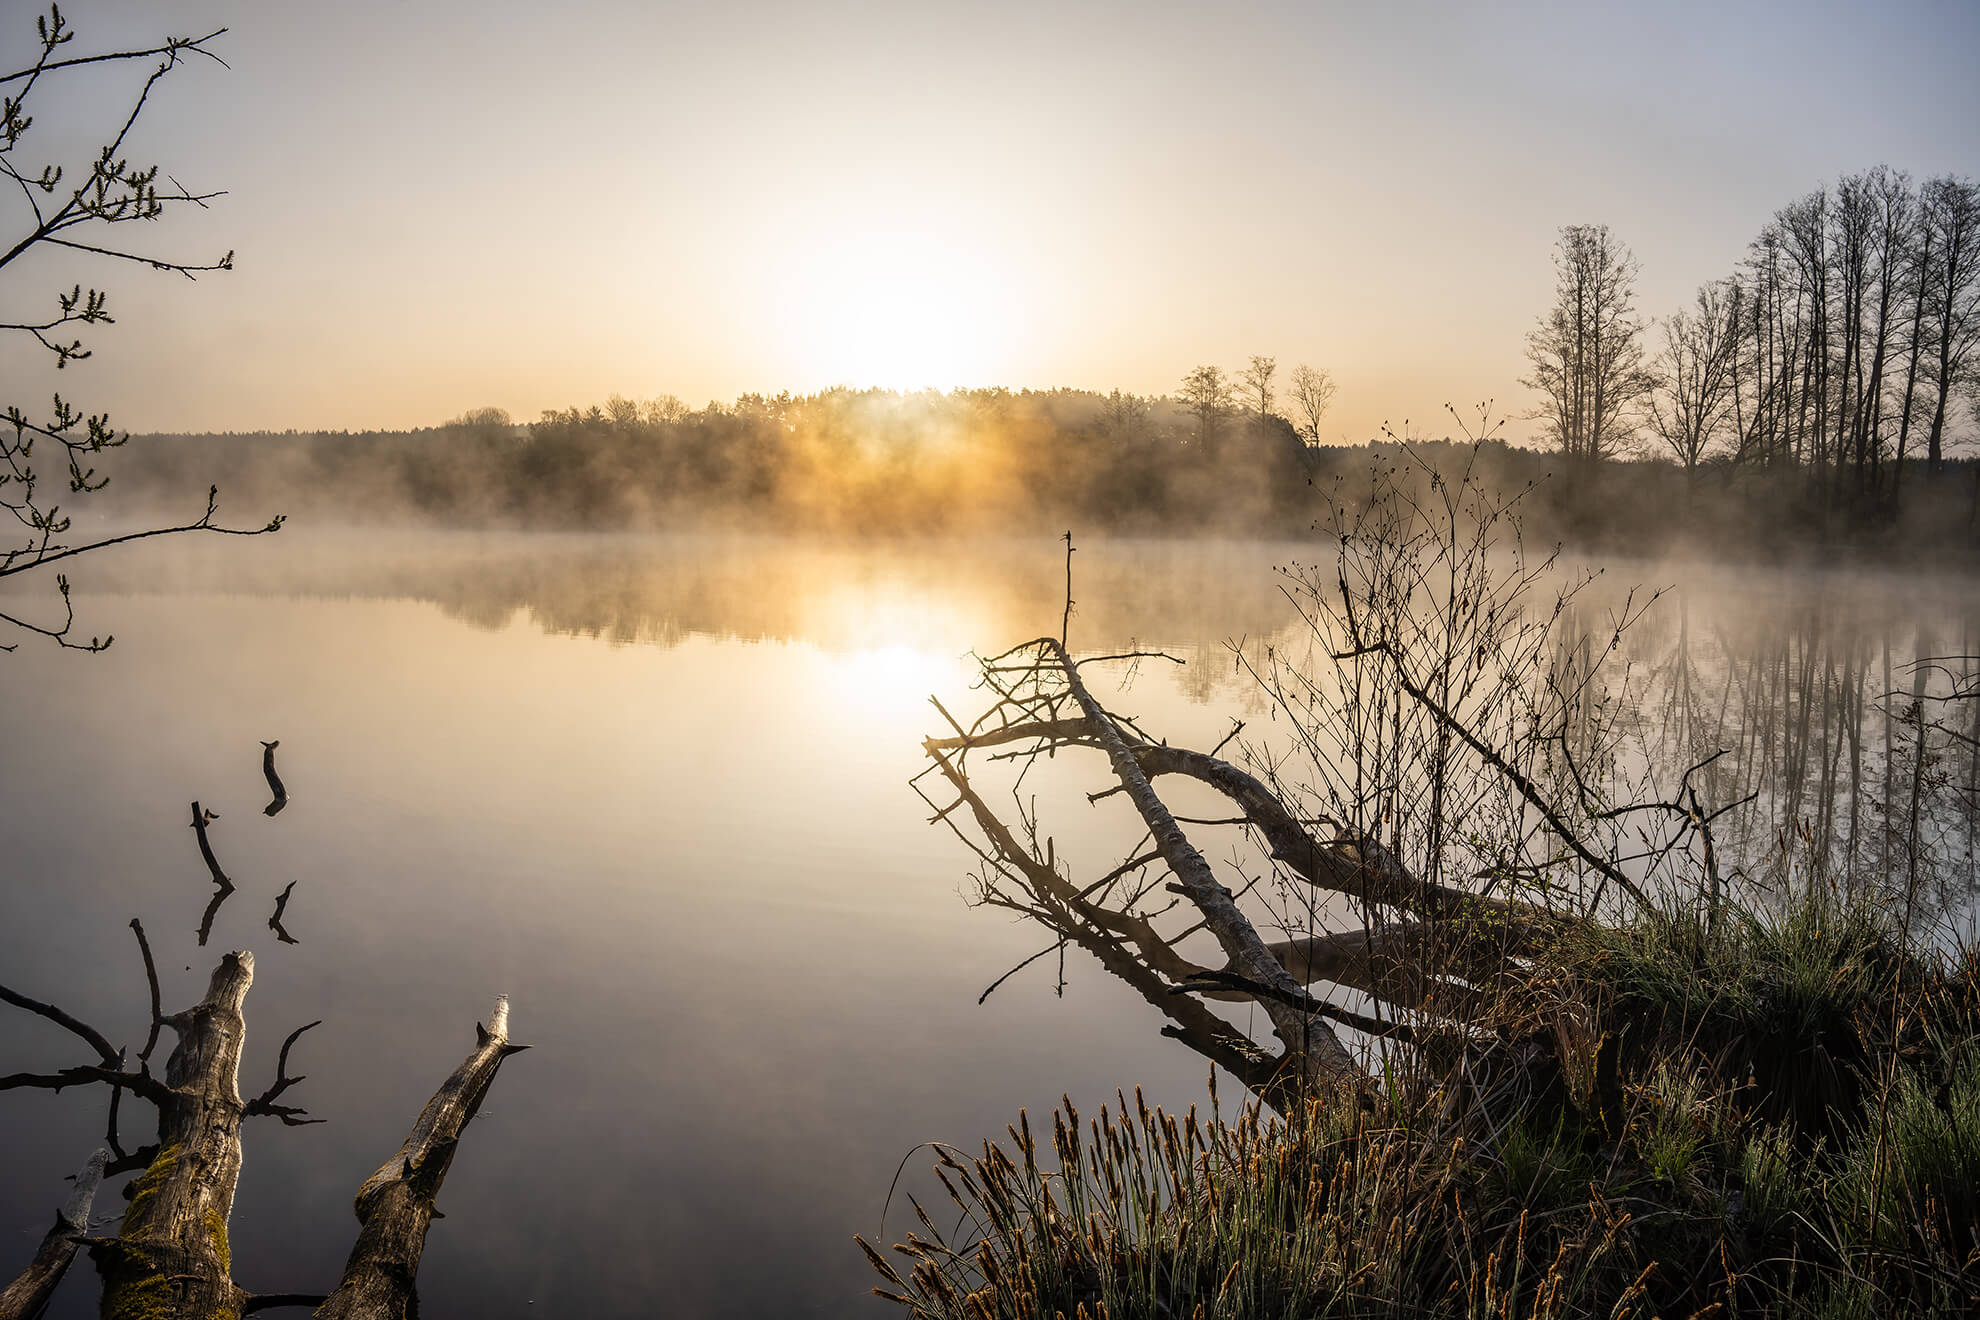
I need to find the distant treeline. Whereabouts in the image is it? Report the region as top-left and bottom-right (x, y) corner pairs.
(1529, 169), (1980, 519)
(110, 385), (1977, 558)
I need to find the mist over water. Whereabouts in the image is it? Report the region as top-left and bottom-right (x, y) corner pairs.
(0, 532), (1974, 1317)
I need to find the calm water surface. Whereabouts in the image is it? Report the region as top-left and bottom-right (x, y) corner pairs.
(1, 533), (1974, 1317)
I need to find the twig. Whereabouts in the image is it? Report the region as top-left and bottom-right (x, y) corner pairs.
(268, 881), (299, 945)
(129, 918), (163, 1065)
(1061, 530), (1075, 647)
(245, 1020), (324, 1125)
(261, 739), (288, 816)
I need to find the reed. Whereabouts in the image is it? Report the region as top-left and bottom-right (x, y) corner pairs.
(860, 888), (1980, 1318)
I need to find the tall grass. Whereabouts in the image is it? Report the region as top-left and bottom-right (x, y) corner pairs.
(860, 890), (1980, 1318)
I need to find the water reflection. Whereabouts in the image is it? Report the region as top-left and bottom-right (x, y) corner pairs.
(1605, 566), (1979, 920)
(262, 741), (290, 817)
(0, 533), (1974, 1319)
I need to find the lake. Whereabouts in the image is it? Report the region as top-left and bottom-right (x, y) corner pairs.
(1, 531), (1975, 1317)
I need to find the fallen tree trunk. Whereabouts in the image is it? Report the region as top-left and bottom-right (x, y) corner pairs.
(315, 997), (527, 1320)
(0, 1148), (106, 1320)
(93, 951), (256, 1320)
(1040, 637), (1361, 1086)
(4, 937), (521, 1316)
(916, 621), (1668, 1106)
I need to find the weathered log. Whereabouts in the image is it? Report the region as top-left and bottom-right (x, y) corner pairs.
(92, 951), (255, 1320)
(314, 997), (526, 1320)
(261, 742), (288, 817)
(0, 1148), (106, 1320)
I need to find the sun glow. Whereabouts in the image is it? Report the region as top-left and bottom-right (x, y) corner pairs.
(776, 221), (1023, 392)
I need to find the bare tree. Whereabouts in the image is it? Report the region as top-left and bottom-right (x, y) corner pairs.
(1523, 224), (1653, 465)
(1646, 281), (1740, 479)
(1238, 355), (1276, 417)
(1, 6), (279, 653)
(1919, 175), (1980, 474)
(1177, 364), (1233, 450)
(1287, 363), (1336, 446)
(1843, 167), (1912, 496)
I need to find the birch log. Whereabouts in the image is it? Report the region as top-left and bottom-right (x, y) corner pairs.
(1041, 638), (1360, 1085)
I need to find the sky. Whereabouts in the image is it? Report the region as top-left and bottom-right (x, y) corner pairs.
(5, 0), (1978, 442)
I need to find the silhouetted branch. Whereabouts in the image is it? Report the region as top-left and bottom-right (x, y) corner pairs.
(191, 800), (235, 945)
(245, 1019), (323, 1125)
(0, 982), (121, 1068)
(189, 800), (231, 887)
(1338, 635), (1654, 912)
(0, 1064), (162, 1101)
(977, 939), (1065, 1006)
(261, 739), (288, 816)
(1169, 972), (1417, 1043)
(268, 881), (298, 945)
(129, 917), (163, 1065)
(1061, 530), (1074, 646)
(196, 885), (232, 948)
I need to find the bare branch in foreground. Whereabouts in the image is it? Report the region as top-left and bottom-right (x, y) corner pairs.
(0, 1146), (106, 1320)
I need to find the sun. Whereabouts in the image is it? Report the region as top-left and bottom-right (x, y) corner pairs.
(777, 221), (1022, 392)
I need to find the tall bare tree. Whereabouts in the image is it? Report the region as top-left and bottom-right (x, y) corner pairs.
(1238, 354), (1276, 417)
(1646, 281), (1740, 479)
(1850, 167), (1915, 497)
(1177, 364), (1233, 451)
(1523, 224), (1652, 464)
(1287, 363), (1336, 446)
(1919, 175), (1980, 474)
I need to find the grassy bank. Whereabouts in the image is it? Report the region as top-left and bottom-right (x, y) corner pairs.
(861, 886), (1980, 1318)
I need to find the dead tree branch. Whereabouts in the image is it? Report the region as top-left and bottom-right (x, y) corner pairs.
(244, 1019), (322, 1126)
(189, 800), (231, 888)
(260, 740), (288, 816)
(0, 1146), (105, 1320)
(316, 997), (528, 1320)
(267, 881), (298, 945)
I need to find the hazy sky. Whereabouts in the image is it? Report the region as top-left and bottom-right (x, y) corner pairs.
(7, 1), (1978, 441)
